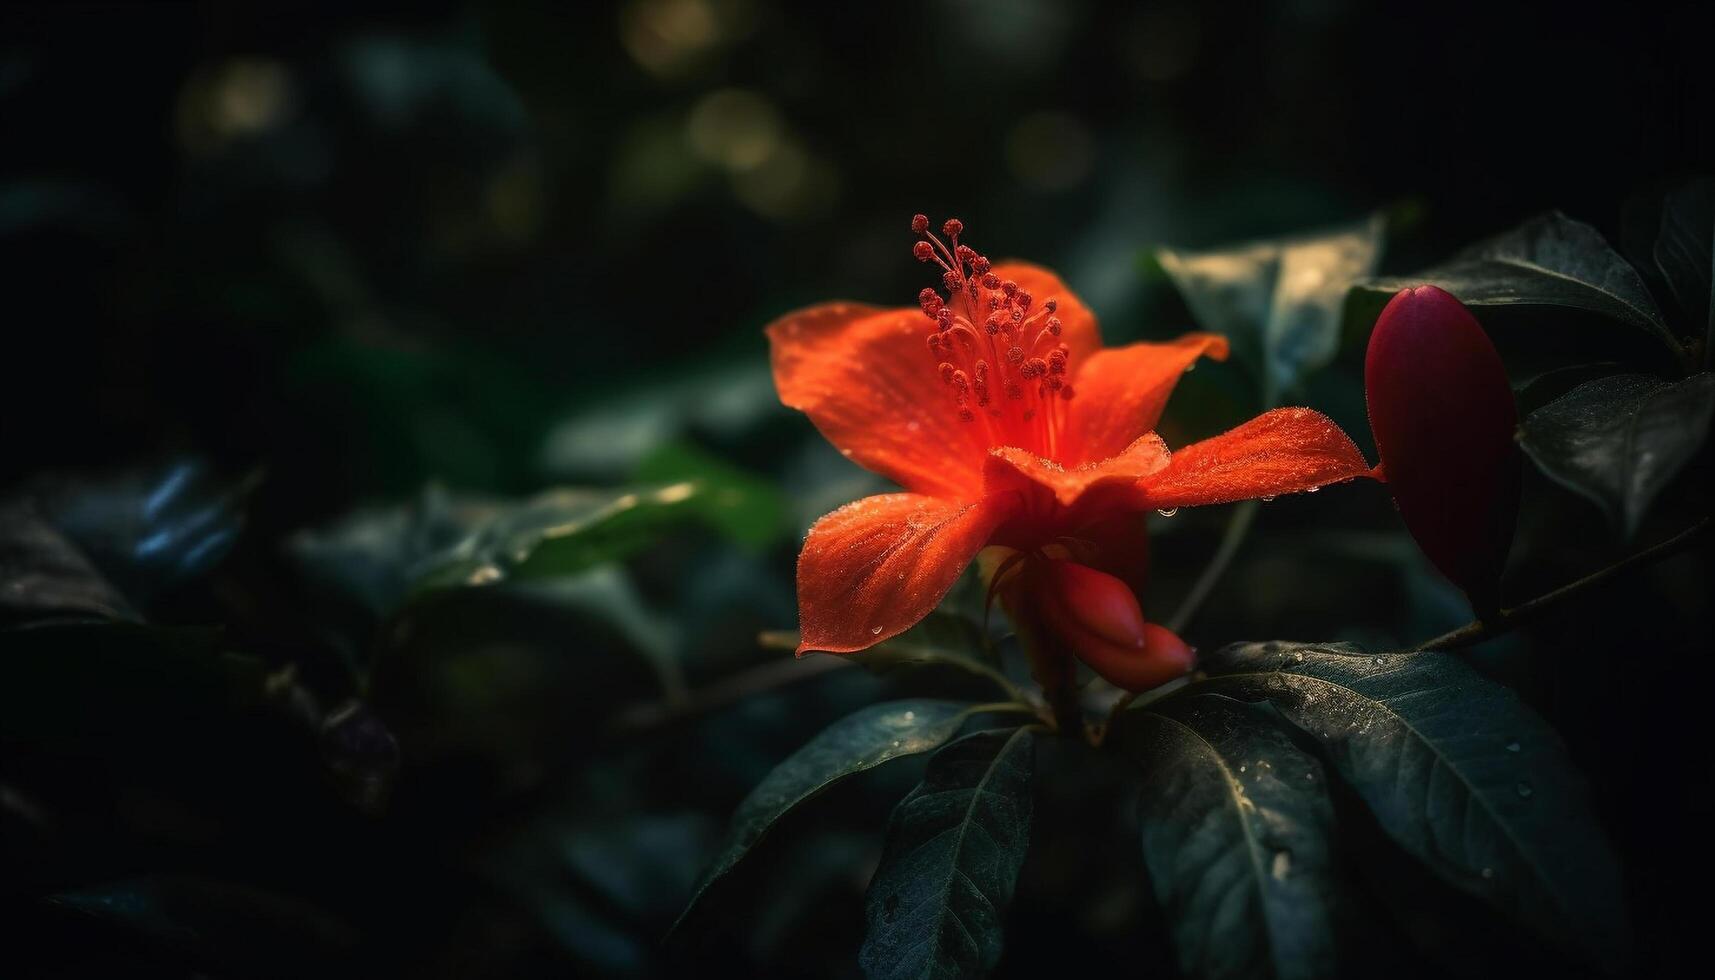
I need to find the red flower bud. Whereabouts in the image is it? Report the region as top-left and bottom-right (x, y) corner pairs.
(1365, 285), (1519, 613)
(1033, 560), (1195, 693)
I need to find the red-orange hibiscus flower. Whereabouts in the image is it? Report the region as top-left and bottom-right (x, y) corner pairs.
(769, 216), (1371, 693)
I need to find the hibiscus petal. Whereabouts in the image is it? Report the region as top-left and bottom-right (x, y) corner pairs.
(795, 493), (1010, 654)
(1140, 407), (1374, 508)
(985, 433), (1170, 511)
(989, 262), (1103, 365)
(1063, 333), (1230, 465)
(768, 302), (993, 499)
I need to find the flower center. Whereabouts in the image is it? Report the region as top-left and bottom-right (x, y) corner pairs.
(912, 214), (1074, 458)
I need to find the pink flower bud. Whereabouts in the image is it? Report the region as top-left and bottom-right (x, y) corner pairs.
(1365, 285), (1519, 613)
(1034, 560), (1196, 693)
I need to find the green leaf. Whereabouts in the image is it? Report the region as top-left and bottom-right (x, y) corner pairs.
(633, 440), (790, 549)
(1653, 177), (1713, 344)
(1197, 641), (1631, 973)
(676, 699), (986, 931)
(1358, 211), (1677, 353)
(290, 482), (713, 615)
(1517, 372), (1715, 539)
(1114, 694), (1338, 980)
(860, 727), (1037, 980)
(1157, 214), (1385, 404)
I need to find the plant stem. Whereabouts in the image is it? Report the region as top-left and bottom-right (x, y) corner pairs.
(1167, 498), (1261, 634)
(1416, 515), (1711, 652)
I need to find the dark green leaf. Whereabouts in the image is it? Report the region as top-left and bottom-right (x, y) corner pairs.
(1517, 372), (1715, 538)
(1198, 641), (1630, 973)
(1158, 214), (1385, 403)
(860, 727), (1037, 980)
(1653, 177), (1713, 343)
(290, 482), (714, 616)
(1358, 212), (1677, 352)
(1115, 694), (1338, 980)
(677, 699), (984, 930)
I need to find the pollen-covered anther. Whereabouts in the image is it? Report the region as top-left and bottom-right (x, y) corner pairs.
(1047, 349), (1067, 374)
(1060, 383), (1076, 400)
(919, 286), (941, 308)
(955, 244), (976, 266)
(911, 213), (930, 234)
(913, 241), (935, 262)
(1043, 299), (1058, 314)
(1046, 316), (1063, 336)
(938, 361), (956, 384)
(942, 218), (964, 238)
(1021, 357), (1048, 379)
(981, 273), (1001, 289)
(942, 270), (961, 291)
(1004, 380), (1023, 400)
(1001, 280), (1018, 297)
(1006, 345), (1024, 364)
(972, 256), (991, 275)
(984, 311), (1008, 335)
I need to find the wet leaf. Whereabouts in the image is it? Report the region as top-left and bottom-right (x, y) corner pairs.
(860, 727), (1037, 980)
(677, 699), (982, 931)
(1517, 372), (1715, 538)
(1158, 214), (1385, 403)
(1358, 212), (1678, 353)
(1114, 694), (1339, 980)
(1197, 641), (1631, 974)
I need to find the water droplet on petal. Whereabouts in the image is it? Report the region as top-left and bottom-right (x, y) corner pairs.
(1515, 781), (1533, 799)
(870, 625), (883, 635)
(1156, 508), (1178, 518)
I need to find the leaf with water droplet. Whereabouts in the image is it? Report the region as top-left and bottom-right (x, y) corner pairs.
(1196, 641), (1631, 973)
(860, 728), (1037, 980)
(675, 699), (996, 934)
(1113, 694), (1340, 980)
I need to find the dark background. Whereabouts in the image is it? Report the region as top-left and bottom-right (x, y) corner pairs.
(2, 1), (1711, 977)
